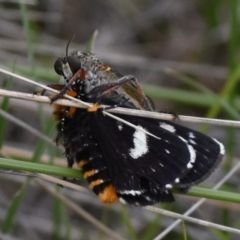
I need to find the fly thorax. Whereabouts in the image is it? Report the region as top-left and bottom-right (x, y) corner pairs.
(82, 75), (105, 94)
(75, 51), (99, 72)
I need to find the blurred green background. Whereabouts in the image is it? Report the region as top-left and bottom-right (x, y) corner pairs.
(0, 1), (240, 240)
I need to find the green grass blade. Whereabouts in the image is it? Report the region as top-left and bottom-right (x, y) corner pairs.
(1, 179), (30, 232)
(0, 157), (82, 179)
(182, 186), (240, 204)
(85, 30), (99, 53)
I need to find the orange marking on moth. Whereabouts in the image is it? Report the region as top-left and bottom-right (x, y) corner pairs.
(98, 185), (118, 204)
(52, 104), (76, 119)
(87, 104), (101, 112)
(66, 107), (77, 117)
(83, 169), (97, 179)
(52, 104), (67, 121)
(65, 90), (78, 97)
(51, 90), (78, 119)
(78, 160), (87, 168)
(88, 179), (104, 189)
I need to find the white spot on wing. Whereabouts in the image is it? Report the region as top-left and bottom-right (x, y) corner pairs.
(165, 184), (172, 189)
(175, 178), (180, 183)
(144, 196), (151, 201)
(160, 123), (176, 133)
(119, 190), (142, 196)
(188, 145), (196, 163)
(129, 126), (148, 159)
(118, 122), (123, 131)
(188, 132), (195, 139)
(178, 136), (196, 168)
(189, 139), (197, 145)
(212, 138), (225, 155)
(119, 198), (127, 204)
(187, 162), (193, 169)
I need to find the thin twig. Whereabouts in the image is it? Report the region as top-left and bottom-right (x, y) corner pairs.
(144, 205), (240, 235)
(0, 67), (238, 128)
(0, 108), (59, 148)
(0, 87), (239, 127)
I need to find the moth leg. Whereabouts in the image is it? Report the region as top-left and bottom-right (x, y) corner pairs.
(59, 146), (76, 185)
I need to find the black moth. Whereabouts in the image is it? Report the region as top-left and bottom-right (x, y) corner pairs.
(51, 47), (225, 206)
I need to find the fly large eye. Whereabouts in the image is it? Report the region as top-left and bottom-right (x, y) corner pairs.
(67, 56), (81, 74)
(54, 58), (63, 75)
